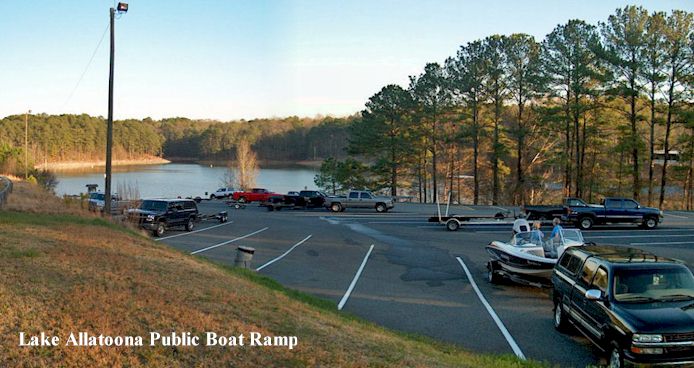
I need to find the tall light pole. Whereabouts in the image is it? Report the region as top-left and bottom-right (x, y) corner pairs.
(104, 2), (128, 215)
(25, 109), (31, 179)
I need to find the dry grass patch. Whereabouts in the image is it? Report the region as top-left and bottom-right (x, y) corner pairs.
(4, 181), (89, 216)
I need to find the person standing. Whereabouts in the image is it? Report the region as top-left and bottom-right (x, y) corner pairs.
(550, 218), (563, 240)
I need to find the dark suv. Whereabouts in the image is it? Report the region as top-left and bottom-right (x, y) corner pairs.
(128, 199), (199, 237)
(552, 246), (694, 367)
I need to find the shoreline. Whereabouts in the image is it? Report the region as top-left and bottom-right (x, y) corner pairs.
(36, 157), (171, 171)
(168, 158), (323, 169)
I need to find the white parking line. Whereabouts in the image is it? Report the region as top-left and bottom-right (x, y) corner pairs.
(456, 257), (525, 360)
(588, 234), (694, 239)
(367, 221), (427, 224)
(256, 235), (312, 271)
(190, 227), (269, 255)
(664, 213), (689, 219)
(630, 241), (694, 246)
(154, 221), (234, 241)
(338, 244), (375, 311)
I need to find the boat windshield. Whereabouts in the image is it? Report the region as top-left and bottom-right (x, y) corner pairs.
(560, 229), (584, 244)
(512, 231), (544, 247)
(614, 266), (694, 303)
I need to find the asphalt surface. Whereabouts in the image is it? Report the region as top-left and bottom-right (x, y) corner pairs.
(155, 201), (694, 367)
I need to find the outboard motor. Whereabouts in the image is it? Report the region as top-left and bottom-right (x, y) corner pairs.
(512, 218), (531, 234)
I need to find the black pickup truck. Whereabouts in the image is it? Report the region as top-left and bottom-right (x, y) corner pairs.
(552, 245), (694, 367)
(522, 197), (588, 220)
(263, 190), (328, 211)
(562, 197), (663, 230)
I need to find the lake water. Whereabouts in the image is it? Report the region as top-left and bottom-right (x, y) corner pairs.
(54, 163), (318, 198)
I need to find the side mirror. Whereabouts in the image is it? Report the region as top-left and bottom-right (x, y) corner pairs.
(585, 289), (602, 301)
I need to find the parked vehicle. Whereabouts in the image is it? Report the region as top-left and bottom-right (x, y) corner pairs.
(522, 197), (589, 220)
(552, 245), (694, 367)
(562, 197), (664, 230)
(231, 188), (278, 203)
(87, 192), (123, 213)
(323, 190), (394, 213)
(486, 229), (585, 286)
(210, 187), (237, 199)
(127, 199), (199, 237)
(263, 190), (328, 211)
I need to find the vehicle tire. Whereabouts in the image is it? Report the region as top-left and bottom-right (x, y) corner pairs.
(487, 261), (501, 284)
(578, 216), (594, 230)
(553, 299), (569, 332)
(375, 203), (387, 213)
(446, 219), (460, 231)
(154, 222), (166, 237)
(185, 217), (195, 232)
(608, 343), (624, 368)
(238, 197), (247, 203)
(210, 194), (216, 199)
(642, 216), (658, 229)
(331, 203), (342, 213)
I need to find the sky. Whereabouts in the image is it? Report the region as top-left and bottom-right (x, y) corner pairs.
(1, 0), (692, 121)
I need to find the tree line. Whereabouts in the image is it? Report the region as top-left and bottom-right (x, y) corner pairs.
(323, 6), (693, 209)
(0, 114), (352, 175)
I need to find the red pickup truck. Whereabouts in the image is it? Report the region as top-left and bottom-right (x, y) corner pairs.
(231, 188), (278, 203)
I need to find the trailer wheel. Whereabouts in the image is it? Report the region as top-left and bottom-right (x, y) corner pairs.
(446, 219), (460, 231)
(331, 203), (342, 212)
(487, 261), (501, 284)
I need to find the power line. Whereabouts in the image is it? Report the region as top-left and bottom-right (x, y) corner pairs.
(62, 22), (110, 110)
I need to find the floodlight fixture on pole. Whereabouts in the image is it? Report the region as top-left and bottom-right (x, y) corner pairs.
(104, 3), (127, 215)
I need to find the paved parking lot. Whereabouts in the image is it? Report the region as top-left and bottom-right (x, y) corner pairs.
(157, 201), (694, 367)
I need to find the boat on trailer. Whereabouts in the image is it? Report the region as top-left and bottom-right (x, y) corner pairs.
(485, 229), (586, 287)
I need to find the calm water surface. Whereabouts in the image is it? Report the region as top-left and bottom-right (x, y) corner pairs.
(55, 163), (318, 198)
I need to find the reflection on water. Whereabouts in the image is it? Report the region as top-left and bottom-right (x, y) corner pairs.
(55, 163), (318, 198)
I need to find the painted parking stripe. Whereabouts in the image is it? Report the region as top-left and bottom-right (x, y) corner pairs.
(256, 235), (312, 271)
(338, 244), (375, 311)
(367, 221), (427, 224)
(587, 234), (694, 239)
(154, 221), (234, 241)
(190, 227), (269, 255)
(630, 241), (694, 246)
(456, 257), (525, 360)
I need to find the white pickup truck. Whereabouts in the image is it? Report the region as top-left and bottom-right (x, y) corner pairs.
(324, 190), (394, 213)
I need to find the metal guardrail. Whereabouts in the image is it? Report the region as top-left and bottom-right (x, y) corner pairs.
(0, 176), (12, 208)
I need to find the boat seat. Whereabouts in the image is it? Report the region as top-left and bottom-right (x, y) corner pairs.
(542, 239), (559, 259)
